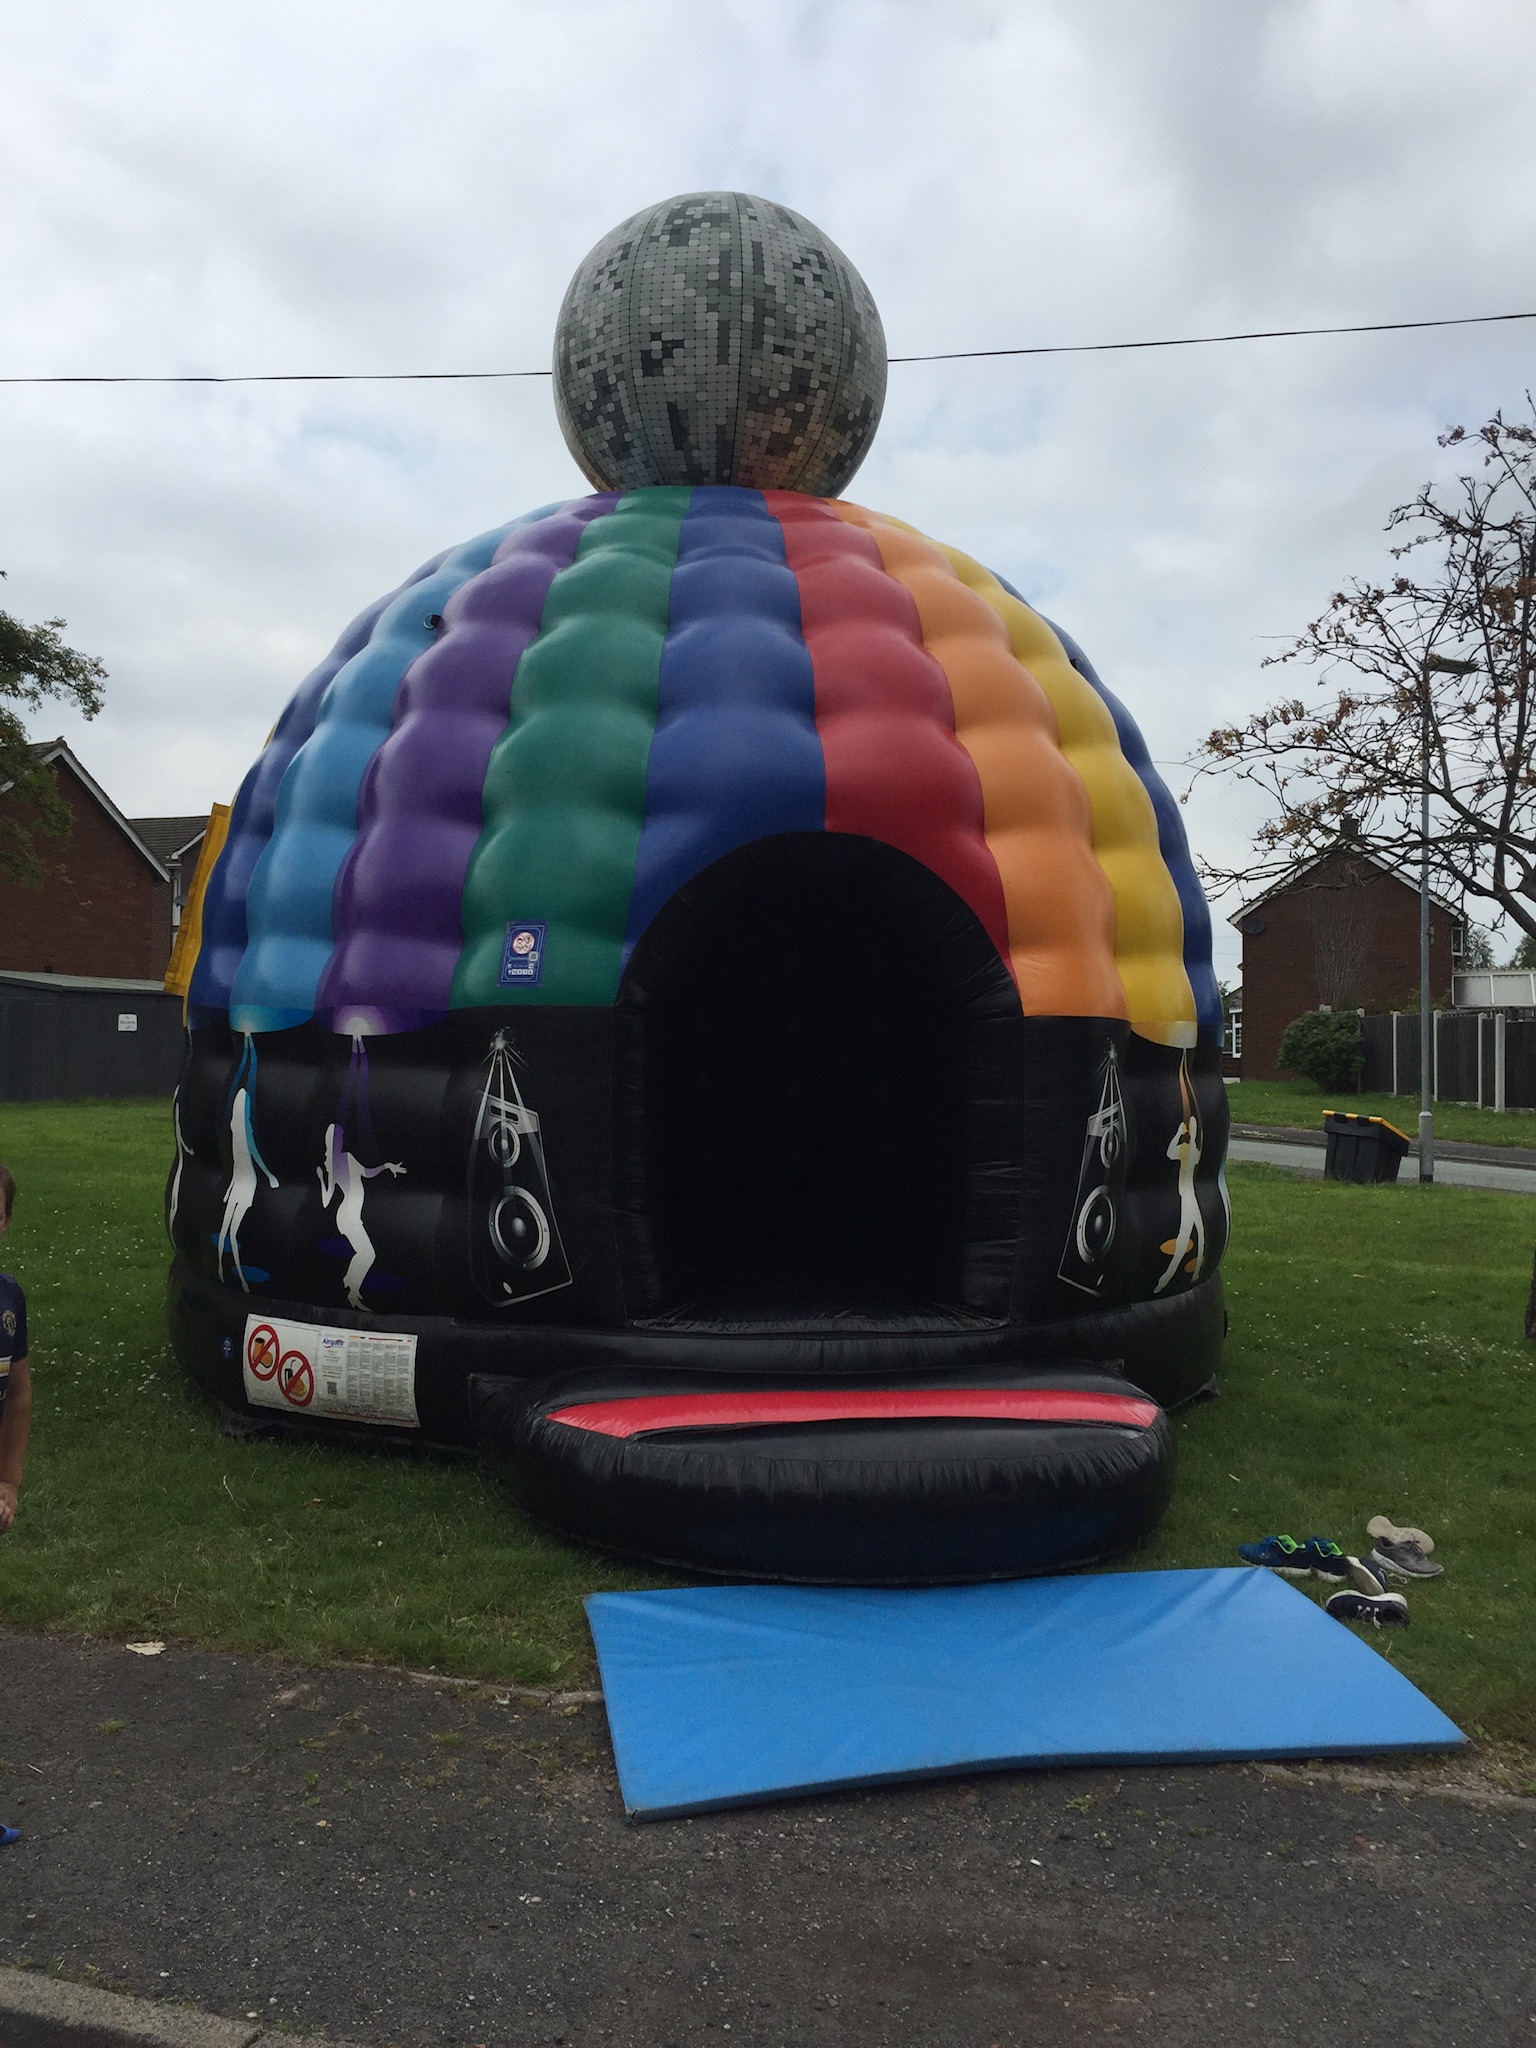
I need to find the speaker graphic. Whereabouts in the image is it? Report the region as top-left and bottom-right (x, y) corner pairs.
(468, 1031), (572, 1307)
(1058, 1045), (1131, 1296)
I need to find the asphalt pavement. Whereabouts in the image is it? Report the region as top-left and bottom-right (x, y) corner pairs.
(0, 1626), (1532, 2048)
(1227, 1125), (1536, 1194)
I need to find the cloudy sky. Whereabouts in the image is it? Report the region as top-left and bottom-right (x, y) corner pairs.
(3, 0), (1533, 980)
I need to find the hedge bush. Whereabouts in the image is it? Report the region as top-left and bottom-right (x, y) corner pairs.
(1277, 1008), (1364, 1092)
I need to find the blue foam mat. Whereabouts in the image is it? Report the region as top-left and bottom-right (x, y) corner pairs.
(585, 1568), (1465, 1820)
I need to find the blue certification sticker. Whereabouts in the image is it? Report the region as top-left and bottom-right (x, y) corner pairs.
(498, 921), (547, 988)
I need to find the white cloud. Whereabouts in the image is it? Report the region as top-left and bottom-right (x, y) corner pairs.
(3, 0), (1534, 983)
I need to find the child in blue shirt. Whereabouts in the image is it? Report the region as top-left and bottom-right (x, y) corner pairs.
(0, 1161), (28, 1535)
(0, 1160), (29, 1845)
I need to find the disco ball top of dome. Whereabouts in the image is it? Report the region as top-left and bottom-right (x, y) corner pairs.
(553, 192), (887, 497)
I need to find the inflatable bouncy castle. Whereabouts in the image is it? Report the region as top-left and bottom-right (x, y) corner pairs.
(167, 193), (1229, 1582)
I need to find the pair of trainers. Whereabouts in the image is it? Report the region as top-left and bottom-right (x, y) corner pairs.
(1330, 1516), (1444, 1629)
(1236, 1534), (1409, 1625)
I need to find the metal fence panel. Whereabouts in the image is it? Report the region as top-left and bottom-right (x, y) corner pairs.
(0, 987), (184, 1102)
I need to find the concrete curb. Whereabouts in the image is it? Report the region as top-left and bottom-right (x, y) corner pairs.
(1255, 1763), (1536, 1812)
(0, 1968), (332, 2048)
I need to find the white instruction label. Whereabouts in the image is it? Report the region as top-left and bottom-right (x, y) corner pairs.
(242, 1314), (419, 1428)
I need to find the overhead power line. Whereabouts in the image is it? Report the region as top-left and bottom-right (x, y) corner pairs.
(0, 367), (551, 386)
(1, 308), (1532, 385)
(888, 307), (1536, 364)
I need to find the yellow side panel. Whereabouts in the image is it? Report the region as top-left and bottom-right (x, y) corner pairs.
(163, 802), (231, 1002)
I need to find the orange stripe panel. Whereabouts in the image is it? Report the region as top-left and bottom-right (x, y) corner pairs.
(831, 503), (1126, 1020)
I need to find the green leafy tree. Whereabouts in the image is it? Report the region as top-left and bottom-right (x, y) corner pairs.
(0, 574), (107, 886)
(1463, 924), (1496, 968)
(1277, 1009), (1365, 1092)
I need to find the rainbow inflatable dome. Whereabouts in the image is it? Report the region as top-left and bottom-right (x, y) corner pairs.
(167, 195), (1229, 1582)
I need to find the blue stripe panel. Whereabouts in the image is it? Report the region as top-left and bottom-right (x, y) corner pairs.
(621, 486), (824, 964)
(1027, 599), (1222, 1047)
(227, 517), (547, 1033)
(187, 554), (448, 1025)
(587, 1570), (1465, 1820)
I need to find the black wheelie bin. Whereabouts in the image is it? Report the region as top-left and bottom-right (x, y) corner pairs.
(1323, 1111), (1411, 1184)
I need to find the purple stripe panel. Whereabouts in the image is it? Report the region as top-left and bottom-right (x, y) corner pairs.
(316, 495), (616, 1033)
(186, 551), (450, 1025)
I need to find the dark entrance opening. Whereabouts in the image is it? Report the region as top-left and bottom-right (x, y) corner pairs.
(615, 833), (1025, 1325)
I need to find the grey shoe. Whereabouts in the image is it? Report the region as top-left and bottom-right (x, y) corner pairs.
(1367, 1515), (1435, 1553)
(1370, 1537), (1444, 1580)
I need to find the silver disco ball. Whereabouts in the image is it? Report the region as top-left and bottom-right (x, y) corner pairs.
(553, 191), (887, 498)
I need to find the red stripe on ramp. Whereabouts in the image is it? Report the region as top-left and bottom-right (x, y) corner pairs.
(545, 1388), (1160, 1439)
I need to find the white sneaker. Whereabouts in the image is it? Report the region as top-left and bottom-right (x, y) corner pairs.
(1367, 1515), (1434, 1554)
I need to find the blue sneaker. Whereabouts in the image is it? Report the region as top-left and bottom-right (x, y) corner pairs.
(1295, 1538), (1389, 1593)
(0, 1825), (19, 1847)
(1237, 1535), (1309, 1574)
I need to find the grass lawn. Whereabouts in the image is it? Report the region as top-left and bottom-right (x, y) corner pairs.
(1228, 1075), (1536, 1150)
(0, 1099), (1531, 1765)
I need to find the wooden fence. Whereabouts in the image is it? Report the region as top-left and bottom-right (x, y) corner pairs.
(1359, 1011), (1536, 1110)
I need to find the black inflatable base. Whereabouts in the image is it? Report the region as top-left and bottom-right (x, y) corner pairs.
(169, 1259), (1225, 1433)
(473, 1365), (1174, 1585)
(169, 1259), (1216, 1583)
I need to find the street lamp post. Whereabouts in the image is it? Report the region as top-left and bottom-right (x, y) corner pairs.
(1419, 680), (1432, 1182)
(1419, 653), (1479, 1185)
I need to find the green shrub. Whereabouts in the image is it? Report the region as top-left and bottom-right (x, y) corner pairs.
(1277, 1008), (1364, 1091)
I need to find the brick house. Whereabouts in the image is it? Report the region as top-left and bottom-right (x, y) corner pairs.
(1230, 848), (1464, 1079)
(0, 740), (207, 981)
(133, 813), (211, 939)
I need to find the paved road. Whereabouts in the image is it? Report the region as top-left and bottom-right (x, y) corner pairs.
(0, 1627), (1531, 2047)
(1228, 1134), (1536, 1194)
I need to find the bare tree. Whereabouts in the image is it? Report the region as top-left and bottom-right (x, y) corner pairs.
(1194, 401), (1536, 940)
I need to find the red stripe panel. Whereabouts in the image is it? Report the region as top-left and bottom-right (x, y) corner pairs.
(764, 492), (1016, 980)
(545, 1388), (1161, 1439)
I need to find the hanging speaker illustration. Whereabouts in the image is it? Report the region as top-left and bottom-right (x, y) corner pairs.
(1058, 1045), (1130, 1295)
(468, 1032), (572, 1307)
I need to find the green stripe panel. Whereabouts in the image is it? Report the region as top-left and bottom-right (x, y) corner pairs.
(452, 488), (692, 1007)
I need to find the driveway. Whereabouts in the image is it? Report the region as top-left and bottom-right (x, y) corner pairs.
(0, 1627), (1531, 2047)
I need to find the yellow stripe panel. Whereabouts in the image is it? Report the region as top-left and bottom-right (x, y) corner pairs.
(837, 504), (1197, 1046)
(164, 802), (231, 1002)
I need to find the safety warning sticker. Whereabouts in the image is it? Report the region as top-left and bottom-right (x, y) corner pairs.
(242, 1315), (419, 1428)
